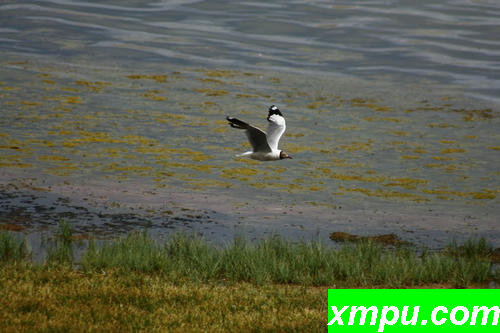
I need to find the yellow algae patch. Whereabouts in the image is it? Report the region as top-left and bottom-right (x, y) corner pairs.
(364, 117), (403, 123)
(401, 155), (420, 160)
(187, 178), (232, 189)
(471, 192), (496, 200)
(350, 98), (392, 112)
(221, 167), (259, 180)
(285, 132), (304, 138)
(149, 147), (213, 162)
(432, 156), (455, 161)
(413, 148), (427, 154)
(200, 69), (240, 78)
(339, 186), (426, 202)
(38, 155), (70, 162)
(439, 140), (456, 144)
(198, 78), (225, 84)
(210, 127), (228, 134)
(80, 131), (120, 143)
(236, 93), (256, 98)
(329, 158), (365, 168)
(313, 169), (384, 183)
(0, 162), (32, 168)
(428, 123), (459, 128)
(265, 166), (287, 174)
(155, 161), (216, 173)
(46, 163), (79, 175)
(135, 146), (172, 155)
(306, 101), (328, 110)
(488, 146), (500, 151)
(422, 189), (496, 200)
(75, 80), (111, 92)
(127, 74), (167, 83)
(2, 86), (19, 91)
(384, 178), (428, 189)
(424, 163), (459, 171)
(338, 140), (373, 152)
(390, 131), (408, 137)
(0, 155), (20, 162)
(196, 89), (229, 97)
(121, 134), (157, 146)
(458, 108), (493, 121)
(60, 131), (127, 147)
(338, 126), (359, 131)
(45, 96), (83, 104)
(102, 163), (153, 173)
(143, 90), (167, 101)
(61, 87), (79, 93)
(309, 186), (325, 191)
(440, 148), (466, 154)
(283, 143), (312, 154)
(22, 101), (42, 106)
(101, 147), (129, 157)
(155, 112), (185, 121)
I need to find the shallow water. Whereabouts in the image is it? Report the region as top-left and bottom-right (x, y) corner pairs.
(0, 0), (499, 248)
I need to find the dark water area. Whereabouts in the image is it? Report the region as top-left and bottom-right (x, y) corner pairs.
(0, 0), (499, 250)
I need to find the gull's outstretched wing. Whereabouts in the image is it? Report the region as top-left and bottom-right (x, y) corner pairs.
(227, 117), (271, 153)
(266, 106), (286, 151)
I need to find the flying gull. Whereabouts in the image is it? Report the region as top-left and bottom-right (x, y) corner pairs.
(226, 105), (292, 161)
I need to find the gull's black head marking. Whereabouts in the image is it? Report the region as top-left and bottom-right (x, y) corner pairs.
(267, 105), (283, 121)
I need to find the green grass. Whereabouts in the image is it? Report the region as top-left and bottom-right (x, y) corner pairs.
(0, 225), (498, 331)
(1, 224), (497, 288)
(81, 231), (496, 288)
(0, 231), (28, 263)
(47, 220), (74, 265)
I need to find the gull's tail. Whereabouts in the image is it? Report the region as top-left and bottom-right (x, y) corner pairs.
(226, 117), (249, 129)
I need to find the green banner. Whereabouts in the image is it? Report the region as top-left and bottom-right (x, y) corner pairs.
(328, 289), (499, 332)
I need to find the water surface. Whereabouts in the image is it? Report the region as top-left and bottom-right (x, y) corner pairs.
(1, 0), (499, 248)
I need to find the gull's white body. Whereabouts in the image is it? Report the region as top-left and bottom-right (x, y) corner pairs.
(226, 106), (291, 161)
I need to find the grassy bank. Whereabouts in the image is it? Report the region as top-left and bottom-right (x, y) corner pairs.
(0, 265), (326, 332)
(0, 225), (498, 331)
